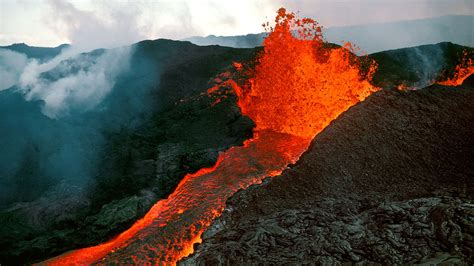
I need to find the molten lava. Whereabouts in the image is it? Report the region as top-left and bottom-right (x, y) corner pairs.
(234, 9), (376, 139)
(438, 50), (474, 86)
(43, 8), (377, 265)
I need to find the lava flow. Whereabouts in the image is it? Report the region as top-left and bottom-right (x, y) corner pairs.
(438, 50), (474, 86)
(43, 8), (377, 265)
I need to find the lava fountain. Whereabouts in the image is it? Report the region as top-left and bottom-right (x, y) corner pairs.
(42, 8), (377, 265)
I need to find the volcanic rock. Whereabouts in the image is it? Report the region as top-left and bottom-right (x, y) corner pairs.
(0, 40), (256, 264)
(182, 80), (474, 264)
(369, 42), (473, 88)
(1, 40), (471, 264)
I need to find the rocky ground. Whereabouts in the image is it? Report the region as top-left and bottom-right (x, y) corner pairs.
(182, 77), (474, 264)
(1, 41), (471, 265)
(0, 40), (256, 264)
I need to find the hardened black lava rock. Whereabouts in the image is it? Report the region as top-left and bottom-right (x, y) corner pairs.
(0, 40), (256, 265)
(182, 78), (474, 265)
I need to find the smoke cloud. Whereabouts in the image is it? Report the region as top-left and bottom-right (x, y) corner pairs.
(1, 0), (472, 48)
(0, 49), (28, 91)
(42, 0), (279, 46)
(18, 47), (131, 118)
(409, 45), (445, 87)
(0, 45), (134, 207)
(0, 1), (136, 206)
(0, 0), (136, 118)
(46, 0), (146, 50)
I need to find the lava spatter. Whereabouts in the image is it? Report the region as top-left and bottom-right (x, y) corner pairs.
(234, 9), (377, 139)
(438, 50), (474, 86)
(43, 8), (377, 265)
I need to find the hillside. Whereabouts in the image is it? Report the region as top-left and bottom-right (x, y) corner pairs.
(0, 40), (472, 264)
(183, 78), (474, 264)
(369, 42), (473, 88)
(0, 39), (256, 264)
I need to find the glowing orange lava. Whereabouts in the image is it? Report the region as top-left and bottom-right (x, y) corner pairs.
(234, 8), (377, 139)
(438, 50), (474, 86)
(42, 8), (377, 265)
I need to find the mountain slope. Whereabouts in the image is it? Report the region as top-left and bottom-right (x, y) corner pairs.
(183, 78), (474, 264)
(1, 39), (472, 264)
(368, 42), (473, 88)
(0, 39), (257, 264)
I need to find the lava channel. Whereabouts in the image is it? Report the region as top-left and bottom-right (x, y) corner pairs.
(42, 8), (377, 265)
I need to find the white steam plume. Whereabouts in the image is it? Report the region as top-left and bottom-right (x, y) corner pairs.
(18, 47), (131, 118)
(46, 0), (146, 51)
(11, 0), (139, 118)
(0, 49), (28, 91)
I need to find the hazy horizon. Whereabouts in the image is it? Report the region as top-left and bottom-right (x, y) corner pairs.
(1, 14), (472, 49)
(1, 0), (472, 49)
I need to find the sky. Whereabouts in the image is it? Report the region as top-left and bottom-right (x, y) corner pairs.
(0, 0), (473, 48)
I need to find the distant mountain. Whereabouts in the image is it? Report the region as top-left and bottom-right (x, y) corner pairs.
(184, 33), (265, 49)
(325, 15), (473, 53)
(184, 15), (474, 53)
(0, 43), (69, 61)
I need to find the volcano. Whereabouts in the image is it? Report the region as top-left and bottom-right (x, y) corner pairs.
(43, 8), (377, 264)
(1, 6), (473, 266)
(184, 78), (474, 265)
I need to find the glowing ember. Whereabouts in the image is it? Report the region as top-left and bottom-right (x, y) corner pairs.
(438, 50), (474, 86)
(43, 8), (376, 265)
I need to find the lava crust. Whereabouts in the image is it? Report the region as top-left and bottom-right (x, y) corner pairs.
(183, 78), (474, 265)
